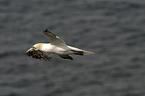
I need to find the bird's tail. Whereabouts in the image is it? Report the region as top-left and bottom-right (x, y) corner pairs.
(68, 46), (94, 55)
(83, 51), (94, 55)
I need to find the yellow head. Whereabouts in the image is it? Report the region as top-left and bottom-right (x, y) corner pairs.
(33, 43), (43, 50)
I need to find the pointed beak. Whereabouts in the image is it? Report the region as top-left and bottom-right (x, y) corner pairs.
(26, 48), (34, 56)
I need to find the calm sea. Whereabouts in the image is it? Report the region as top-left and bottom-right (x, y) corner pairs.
(1, 0), (145, 96)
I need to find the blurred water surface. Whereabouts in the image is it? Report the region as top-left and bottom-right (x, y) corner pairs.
(1, 0), (145, 96)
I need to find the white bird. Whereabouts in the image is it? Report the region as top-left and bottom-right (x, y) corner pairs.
(26, 29), (94, 60)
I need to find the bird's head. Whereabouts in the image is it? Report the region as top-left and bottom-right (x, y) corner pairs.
(26, 44), (52, 61)
(33, 43), (43, 50)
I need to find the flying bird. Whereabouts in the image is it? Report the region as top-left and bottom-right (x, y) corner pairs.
(26, 29), (94, 60)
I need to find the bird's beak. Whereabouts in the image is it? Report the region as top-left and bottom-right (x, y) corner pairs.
(26, 48), (34, 56)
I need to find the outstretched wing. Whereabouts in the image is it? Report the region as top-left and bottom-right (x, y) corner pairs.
(43, 29), (67, 46)
(58, 55), (73, 60)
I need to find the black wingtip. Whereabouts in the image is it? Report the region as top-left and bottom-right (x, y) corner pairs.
(43, 29), (52, 34)
(43, 29), (48, 32)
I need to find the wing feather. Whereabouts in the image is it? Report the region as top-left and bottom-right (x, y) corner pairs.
(58, 55), (73, 60)
(43, 29), (67, 46)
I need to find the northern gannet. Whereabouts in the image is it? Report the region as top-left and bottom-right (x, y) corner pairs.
(26, 29), (94, 60)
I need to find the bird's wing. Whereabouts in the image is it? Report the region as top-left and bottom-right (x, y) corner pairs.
(43, 29), (67, 46)
(58, 55), (73, 60)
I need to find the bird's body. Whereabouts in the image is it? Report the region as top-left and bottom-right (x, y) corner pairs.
(26, 29), (94, 60)
(33, 43), (72, 55)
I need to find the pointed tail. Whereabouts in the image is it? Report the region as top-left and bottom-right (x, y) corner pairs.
(68, 46), (94, 55)
(83, 51), (94, 55)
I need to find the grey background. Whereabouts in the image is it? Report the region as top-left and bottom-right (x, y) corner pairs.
(1, 0), (145, 96)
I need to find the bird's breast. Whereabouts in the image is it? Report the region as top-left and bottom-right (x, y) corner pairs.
(40, 44), (69, 54)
